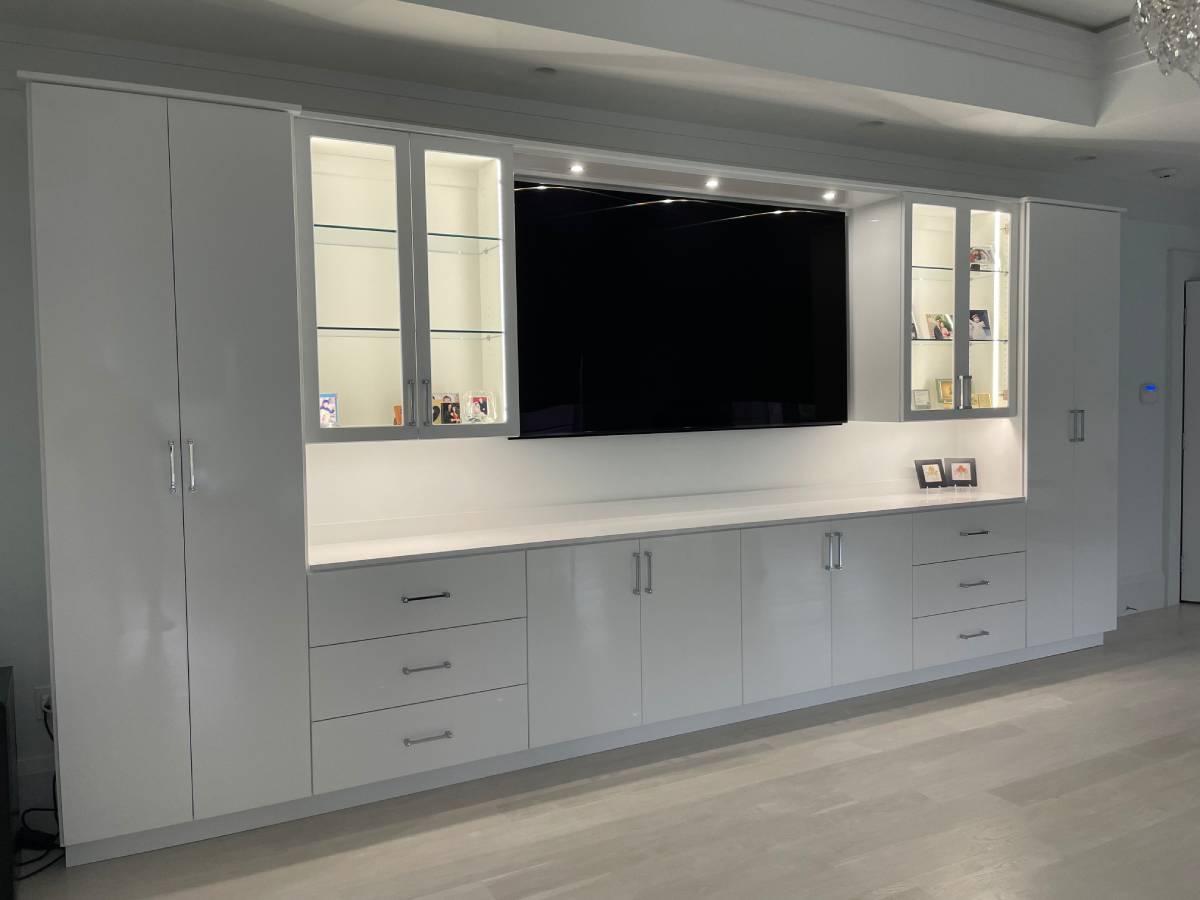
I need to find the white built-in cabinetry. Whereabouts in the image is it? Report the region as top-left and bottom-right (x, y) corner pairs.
(1024, 201), (1120, 645)
(29, 83), (309, 844)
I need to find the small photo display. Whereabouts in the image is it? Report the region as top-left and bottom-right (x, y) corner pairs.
(925, 313), (953, 341)
(969, 245), (994, 271)
(465, 390), (496, 424)
(432, 391), (462, 425)
(393, 404), (404, 426)
(318, 392), (338, 428)
(935, 378), (955, 408)
(944, 457), (978, 487)
(968, 309), (992, 341)
(915, 458), (947, 489)
(972, 392), (993, 409)
(912, 388), (932, 411)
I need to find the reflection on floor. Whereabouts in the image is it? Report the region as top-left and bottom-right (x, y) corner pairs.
(24, 605), (1200, 900)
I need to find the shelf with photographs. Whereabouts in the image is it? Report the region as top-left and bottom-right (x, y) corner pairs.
(297, 124), (518, 441)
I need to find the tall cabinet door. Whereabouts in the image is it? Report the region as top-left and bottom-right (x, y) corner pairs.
(527, 541), (643, 747)
(168, 100), (312, 818)
(741, 523), (832, 704)
(1024, 202), (1085, 645)
(29, 83), (193, 843)
(1068, 207), (1121, 637)
(640, 531), (742, 724)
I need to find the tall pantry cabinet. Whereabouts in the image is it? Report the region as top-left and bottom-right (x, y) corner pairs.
(29, 81), (310, 844)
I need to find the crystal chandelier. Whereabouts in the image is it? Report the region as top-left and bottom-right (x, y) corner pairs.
(1131, 1), (1200, 84)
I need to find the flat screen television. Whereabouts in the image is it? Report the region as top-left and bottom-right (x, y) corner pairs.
(515, 181), (848, 437)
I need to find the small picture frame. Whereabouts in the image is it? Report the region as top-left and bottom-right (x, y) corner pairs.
(915, 459), (947, 489)
(464, 390), (496, 424)
(944, 457), (978, 487)
(968, 309), (992, 341)
(935, 378), (955, 408)
(431, 391), (461, 425)
(318, 392), (338, 428)
(925, 313), (953, 341)
(972, 392), (993, 409)
(911, 389), (932, 410)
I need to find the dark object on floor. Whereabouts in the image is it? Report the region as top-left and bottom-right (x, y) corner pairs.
(2, 666), (15, 900)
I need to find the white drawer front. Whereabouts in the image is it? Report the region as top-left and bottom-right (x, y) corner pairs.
(309, 552), (526, 646)
(311, 619), (528, 721)
(312, 685), (528, 794)
(913, 503), (1026, 564)
(913, 602), (1026, 669)
(914, 552), (1026, 618)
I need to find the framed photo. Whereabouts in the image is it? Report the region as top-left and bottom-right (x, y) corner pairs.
(972, 392), (993, 409)
(464, 390), (496, 424)
(935, 378), (954, 408)
(912, 314), (930, 340)
(431, 391), (461, 425)
(967, 309), (992, 340)
(944, 457), (978, 487)
(915, 459), (947, 489)
(911, 388), (932, 411)
(318, 392), (338, 428)
(925, 313), (953, 341)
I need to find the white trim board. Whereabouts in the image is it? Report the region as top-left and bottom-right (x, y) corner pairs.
(65, 633), (1103, 866)
(16, 70), (300, 112)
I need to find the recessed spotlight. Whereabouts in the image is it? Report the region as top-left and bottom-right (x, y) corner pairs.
(569, 162), (584, 174)
(772, 210), (784, 215)
(1073, 154), (1098, 162)
(533, 66), (558, 76)
(822, 190), (838, 201)
(858, 119), (886, 128)
(705, 177), (720, 189)
(535, 185), (549, 190)
(1152, 166), (1179, 179)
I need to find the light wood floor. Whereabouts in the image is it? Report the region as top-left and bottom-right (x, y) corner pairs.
(23, 605), (1200, 899)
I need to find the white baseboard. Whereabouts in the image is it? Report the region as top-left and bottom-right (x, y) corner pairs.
(65, 632), (1103, 867)
(1119, 570), (1168, 614)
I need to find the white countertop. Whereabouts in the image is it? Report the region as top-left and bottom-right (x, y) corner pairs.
(308, 486), (1024, 569)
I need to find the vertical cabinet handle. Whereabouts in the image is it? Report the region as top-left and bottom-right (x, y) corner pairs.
(644, 551), (653, 595)
(405, 379), (416, 426)
(168, 441), (178, 495)
(1069, 409), (1083, 443)
(958, 375), (974, 410)
(422, 378), (432, 426)
(186, 439), (197, 493)
(1077, 409), (1085, 443)
(632, 551), (642, 596)
(835, 532), (845, 570)
(823, 532), (834, 571)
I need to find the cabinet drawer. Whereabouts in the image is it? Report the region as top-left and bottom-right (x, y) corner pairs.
(913, 602), (1026, 669)
(312, 685), (528, 794)
(309, 552), (526, 646)
(913, 503), (1026, 564)
(311, 619), (527, 721)
(914, 552), (1026, 618)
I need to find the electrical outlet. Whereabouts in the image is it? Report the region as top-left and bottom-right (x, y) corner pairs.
(33, 686), (51, 721)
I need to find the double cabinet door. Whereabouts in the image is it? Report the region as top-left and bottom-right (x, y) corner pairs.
(527, 531), (742, 747)
(295, 120), (518, 441)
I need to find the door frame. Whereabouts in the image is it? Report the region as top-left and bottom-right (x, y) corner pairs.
(1165, 252), (1200, 605)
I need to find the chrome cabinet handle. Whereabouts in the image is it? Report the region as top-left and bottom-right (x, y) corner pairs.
(1077, 408), (1085, 443)
(958, 375), (973, 410)
(402, 660), (452, 675)
(632, 551), (641, 596)
(401, 591), (451, 604)
(958, 629), (991, 639)
(168, 441), (178, 494)
(403, 729), (453, 748)
(823, 532), (834, 572)
(959, 529), (990, 537)
(644, 550), (653, 594)
(422, 378), (432, 426)
(405, 379), (416, 426)
(834, 532), (845, 570)
(1069, 409), (1083, 442)
(959, 579), (991, 589)
(186, 439), (197, 492)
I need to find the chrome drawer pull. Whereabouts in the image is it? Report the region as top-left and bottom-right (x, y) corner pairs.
(402, 660), (452, 675)
(958, 629), (991, 640)
(959, 579), (991, 589)
(403, 729), (453, 747)
(401, 591), (452, 604)
(959, 529), (990, 537)
(168, 440), (178, 494)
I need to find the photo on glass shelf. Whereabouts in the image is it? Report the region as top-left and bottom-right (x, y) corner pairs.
(925, 313), (953, 341)
(465, 390), (496, 424)
(431, 391), (461, 425)
(912, 388), (932, 411)
(935, 378), (955, 408)
(943, 457), (978, 487)
(968, 309), (992, 340)
(972, 392), (993, 409)
(318, 392), (338, 428)
(914, 459), (947, 489)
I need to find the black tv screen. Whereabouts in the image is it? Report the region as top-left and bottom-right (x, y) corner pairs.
(514, 181), (848, 437)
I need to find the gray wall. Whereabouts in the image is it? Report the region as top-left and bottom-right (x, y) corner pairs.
(1, 24), (1197, 781)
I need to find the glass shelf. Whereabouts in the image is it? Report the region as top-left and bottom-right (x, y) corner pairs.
(430, 328), (503, 341)
(913, 265), (953, 272)
(318, 325), (400, 333)
(314, 223), (397, 249)
(428, 232), (501, 256)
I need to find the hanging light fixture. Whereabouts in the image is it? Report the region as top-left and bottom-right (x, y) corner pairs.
(1131, 0), (1200, 84)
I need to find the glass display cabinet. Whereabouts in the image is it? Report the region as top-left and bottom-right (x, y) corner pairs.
(905, 193), (1017, 419)
(295, 121), (518, 441)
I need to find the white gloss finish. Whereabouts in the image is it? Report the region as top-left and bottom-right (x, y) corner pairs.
(29, 83), (193, 844)
(913, 552), (1027, 618)
(308, 551), (527, 646)
(527, 540), (643, 747)
(310, 618), (527, 721)
(831, 514), (915, 685)
(640, 531), (742, 724)
(913, 601), (1027, 668)
(167, 99), (312, 820)
(311, 685), (528, 794)
(912, 501), (1027, 564)
(740, 522), (833, 704)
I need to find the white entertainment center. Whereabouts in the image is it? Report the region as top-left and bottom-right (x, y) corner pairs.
(24, 73), (1119, 865)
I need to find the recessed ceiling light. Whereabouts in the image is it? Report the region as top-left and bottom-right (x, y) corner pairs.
(858, 119), (886, 128)
(705, 177), (720, 189)
(535, 185), (549, 191)
(533, 66), (558, 76)
(1073, 154), (1098, 162)
(1152, 166), (1179, 179)
(822, 190), (838, 201)
(662, 199), (677, 204)
(569, 162), (584, 174)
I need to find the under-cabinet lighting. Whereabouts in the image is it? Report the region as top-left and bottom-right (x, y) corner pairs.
(705, 177), (720, 189)
(822, 190), (837, 201)
(569, 162), (585, 174)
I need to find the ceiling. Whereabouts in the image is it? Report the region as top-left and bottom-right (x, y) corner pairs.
(981, 0), (1132, 30)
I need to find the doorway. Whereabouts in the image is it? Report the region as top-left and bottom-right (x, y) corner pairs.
(1180, 281), (1200, 601)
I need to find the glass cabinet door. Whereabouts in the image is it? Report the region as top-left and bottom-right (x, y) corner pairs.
(965, 207), (1013, 412)
(411, 135), (517, 436)
(909, 202), (958, 413)
(296, 123), (417, 440)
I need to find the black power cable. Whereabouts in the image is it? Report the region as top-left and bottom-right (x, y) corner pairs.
(14, 699), (62, 881)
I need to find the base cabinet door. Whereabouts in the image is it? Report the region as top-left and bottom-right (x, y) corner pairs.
(640, 531), (742, 724)
(528, 541), (643, 746)
(832, 515), (914, 685)
(741, 523), (832, 704)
